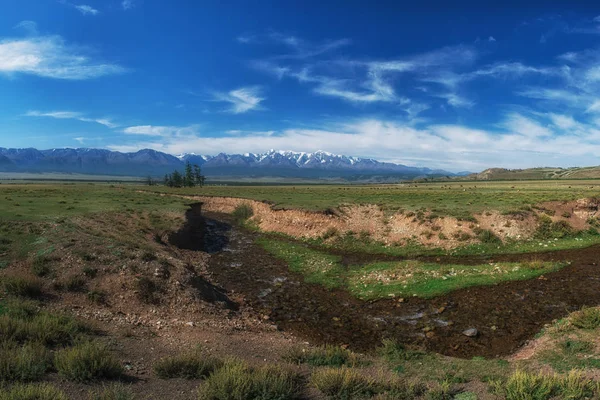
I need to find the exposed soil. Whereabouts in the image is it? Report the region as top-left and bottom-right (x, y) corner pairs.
(201, 211), (600, 359)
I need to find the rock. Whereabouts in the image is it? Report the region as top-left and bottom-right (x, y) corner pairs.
(186, 321), (194, 327)
(462, 328), (478, 337)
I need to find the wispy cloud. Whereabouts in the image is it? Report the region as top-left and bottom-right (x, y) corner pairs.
(122, 125), (199, 137)
(74, 4), (99, 15)
(59, 1), (99, 15)
(25, 110), (118, 128)
(13, 21), (38, 36)
(211, 86), (265, 113)
(121, 0), (135, 10)
(238, 31), (351, 59)
(0, 36), (127, 79)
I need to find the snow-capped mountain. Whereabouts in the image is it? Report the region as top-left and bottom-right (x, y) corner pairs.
(0, 147), (458, 180)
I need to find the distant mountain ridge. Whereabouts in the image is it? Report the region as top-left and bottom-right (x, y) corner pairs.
(0, 147), (461, 180)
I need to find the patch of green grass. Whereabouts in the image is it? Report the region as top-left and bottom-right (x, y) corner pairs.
(258, 238), (565, 299)
(232, 203), (254, 223)
(490, 370), (597, 400)
(256, 238), (344, 289)
(54, 341), (123, 382)
(284, 345), (363, 367)
(571, 307), (600, 330)
(0, 383), (68, 400)
(347, 259), (566, 299)
(154, 352), (223, 379)
(310, 368), (377, 399)
(197, 359), (303, 400)
(2, 276), (42, 298)
(88, 383), (135, 400)
(0, 342), (50, 382)
(0, 310), (88, 348)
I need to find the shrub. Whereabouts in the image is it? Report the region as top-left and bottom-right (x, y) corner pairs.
(87, 290), (107, 304)
(31, 257), (51, 277)
(54, 341), (123, 382)
(88, 383), (135, 400)
(0, 342), (50, 382)
(474, 228), (501, 244)
(310, 368), (376, 399)
(83, 266), (99, 278)
(154, 352), (223, 379)
(198, 359), (303, 400)
(535, 218), (574, 240)
(3, 276), (42, 298)
(571, 307), (600, 330)
(321, 227), (339, 240)
(284, 345), (361, 367)
(0, 383), (68, 400)
(232, 204), (254, 222)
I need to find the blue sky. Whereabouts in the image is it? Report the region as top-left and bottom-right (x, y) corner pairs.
(2, 1), (600, 170)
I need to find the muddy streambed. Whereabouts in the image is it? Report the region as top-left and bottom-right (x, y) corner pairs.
(198, 211), (600, 359)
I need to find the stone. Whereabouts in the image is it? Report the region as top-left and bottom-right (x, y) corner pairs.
(462, 328), (478, 337)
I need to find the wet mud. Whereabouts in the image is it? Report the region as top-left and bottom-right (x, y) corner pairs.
(193, 211), (600, 358)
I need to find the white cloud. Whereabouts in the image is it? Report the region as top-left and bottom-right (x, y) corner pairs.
(123, 125), (200, 137)
(239, 31), (351, 59)
(107, 115), (600, 171)
(434, 93), (474, 108)
(0, 36), (127, 80)
(488, 36), (496, 42)
(25, 110), (118, 128)
(121, 0), (135, 10)
(212, 86), (265, 113)
(13, 21), (38, 36)
(74, 5), (99, 15)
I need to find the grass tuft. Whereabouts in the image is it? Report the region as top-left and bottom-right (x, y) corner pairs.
(54, 341), (123, 382)
(232, 204), (254, 223)
(198, 359), (303, 400)
(3, 276), (42, 298)
(154, 352), (223, 379)
(0, 342), (50, 382)
(0, 383), (68, 400)
(571, 307), (600, 330)
(310, 367), (376, 399)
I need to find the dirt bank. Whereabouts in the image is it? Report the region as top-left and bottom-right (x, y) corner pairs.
(171, 194), (596, 249)
(202, 211), (600, 359)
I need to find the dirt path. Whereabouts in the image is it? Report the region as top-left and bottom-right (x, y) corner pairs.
(202, 211), (600, 359)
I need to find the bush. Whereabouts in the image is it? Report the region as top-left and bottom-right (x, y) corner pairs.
(232, 204), (254, 222)
(87, 290), (107, 304)
(535, 217), (574, 240)
(154, 352), (223, 379)
(0, 342), (50, 382)
(88, 383), (135, 400)
(198, 359), (303, 400)
(571, 307), (600, 330)
(3, 276), (42, 298)
(0, 383), (68, 400)
(284, 345), (361, 367)
(54, 341), (123, 382)
(63, 275), (87, 292)
(310, 368), (376, 399)
(474, 228), (501, 244)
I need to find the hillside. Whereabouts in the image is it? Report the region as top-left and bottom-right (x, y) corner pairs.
(468, 166), (600, 180)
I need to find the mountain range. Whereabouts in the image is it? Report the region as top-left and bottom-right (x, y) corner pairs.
(0, 147), (462, 181)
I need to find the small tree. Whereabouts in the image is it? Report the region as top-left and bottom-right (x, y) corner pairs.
(184, 161), (194, 187)
(171, 170), (183, 188)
